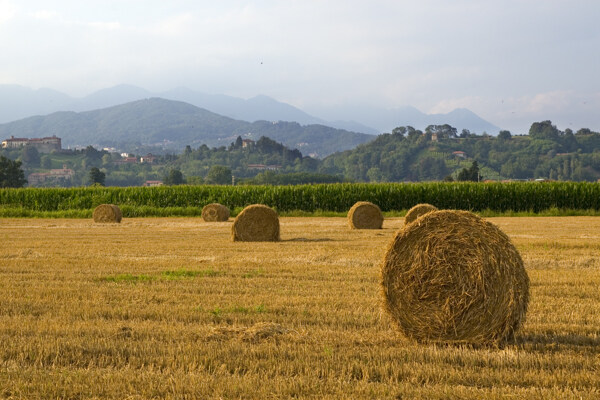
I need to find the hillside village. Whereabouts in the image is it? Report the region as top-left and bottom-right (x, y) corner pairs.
(0, 133), (317, 187)
(3, 120), (600, 187)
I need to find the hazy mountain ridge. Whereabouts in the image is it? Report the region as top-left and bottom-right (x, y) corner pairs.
(0, 84), (500, 135)
(0, 98), (373, 157)
(306, 104), (501, 135)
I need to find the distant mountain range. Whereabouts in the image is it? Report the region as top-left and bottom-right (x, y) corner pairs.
(0, 84), (500, 135)
(0, 98), (373, 157)
(307, 104), (501, 136)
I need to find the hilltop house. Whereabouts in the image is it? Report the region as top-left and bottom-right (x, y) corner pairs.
(114, 156), (138, 165)
(247, 164), (281, 171)
(140, 154), (158, 164)
(2, 135), (62, 153)
(242, 139), (255, 148)
(27, 165), (74, 187)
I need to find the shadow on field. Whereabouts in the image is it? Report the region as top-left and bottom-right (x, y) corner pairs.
(515, 332), (600, 351)
(283, 238), (334, 242)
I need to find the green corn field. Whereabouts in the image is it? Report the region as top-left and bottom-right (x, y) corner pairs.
(1, 182), (600, 216)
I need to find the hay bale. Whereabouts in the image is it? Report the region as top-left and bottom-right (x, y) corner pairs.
(348, 201), (383, 229)
(380, 210), (529, 345)
(93, 204), (122, 223)
(231, 204), (280, 242)
(202, 203), (230, 222)
(112, 205), (123, 222)
(404, 203), (438, 225)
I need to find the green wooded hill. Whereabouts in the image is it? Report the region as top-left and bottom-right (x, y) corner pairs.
(0, 134), (332, 187)
(318, 122), (600, 182)
(0, 98), (374, 158)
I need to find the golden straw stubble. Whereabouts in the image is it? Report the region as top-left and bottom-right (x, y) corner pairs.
(348, 201), (383, 229)
(381, 210), (529, 346)
(231, 204), (280, 242)
(93, 204), (122, 223)
(201, 203), (230, 222)
(404, 203), (438, 225)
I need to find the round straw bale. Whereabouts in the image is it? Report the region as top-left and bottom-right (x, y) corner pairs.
(93, 204), (122, 223)
(112, 204), (123, 221)
(381, 210), (529, 346)
(404, 203), (438, 225)
(232, 204), (280, 242)
(348, 201), (383, 229)
(202, 203), (230, 222)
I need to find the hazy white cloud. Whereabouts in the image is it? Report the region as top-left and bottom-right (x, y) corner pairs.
(86, 20), (122, 31)
(32, 10), (59, 20)
(0, 0), (16, 24)
(150, 13), (194, 36)
(30, 8), (122, 31)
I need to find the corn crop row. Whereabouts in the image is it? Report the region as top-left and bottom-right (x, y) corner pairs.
(1, 182), (600, 214)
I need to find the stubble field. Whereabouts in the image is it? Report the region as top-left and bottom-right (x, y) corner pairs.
(1, 216), (599, 399)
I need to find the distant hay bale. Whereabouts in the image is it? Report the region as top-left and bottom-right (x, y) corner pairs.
(202, 203), (230, 222)
(348, 201), (383, 229)
(232, 204), (280, 242)
(112, 205), (123, 221)
(404, 203), (438, 225)
(93, 204), (122, 223)
(381, 210), (529, 346)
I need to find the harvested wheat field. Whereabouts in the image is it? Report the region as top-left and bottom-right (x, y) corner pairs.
(1, 216), (599, 399)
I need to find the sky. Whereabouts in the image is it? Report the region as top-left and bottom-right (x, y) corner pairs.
(0, 0), (599, 133)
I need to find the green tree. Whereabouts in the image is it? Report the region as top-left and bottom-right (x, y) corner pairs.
(89, 167), (106, 186)
(366, 167), (384, 182)
(205, 165), (232, 185)
(84, 145), (102, 160)
(529, 121), (560, 141)
(406, 126), (422, 141)
(425, 124), (457, 139)
(575, 128), (592, 136)
(0, 156), (27, 188)
(41, 155), (52, 169)
(102, 154), (112, 166)
(392, 127), (407, 137)
(21, 145), (41, 167)
(234, 136), (243, 149)
(164, 169), (185, 185)
(498, 130), (512, 140)
(457, 161), (480, 182)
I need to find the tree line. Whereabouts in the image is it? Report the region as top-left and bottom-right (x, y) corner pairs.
(2, 120), (600, 188)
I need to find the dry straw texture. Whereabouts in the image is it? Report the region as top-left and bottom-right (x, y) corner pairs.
(347, 201), (383, 229)
(208, 323), (289, 343)
(231, 204), (280, 242)
(202, 203), (230, 222)
(404, 203), (438, 225)
(381, 210), (529, 346)
(2, 216), (600, 398)
(93, 204), (122, 223)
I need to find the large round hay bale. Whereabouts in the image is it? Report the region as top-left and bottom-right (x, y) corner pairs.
(381, 210), (529, 345)
(202, 203), (230, 222)
(93, 204), (122, 223)
(232, 204), (280, 242)
(404, 203), (438, 225)
(348, 201), (383, 229)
